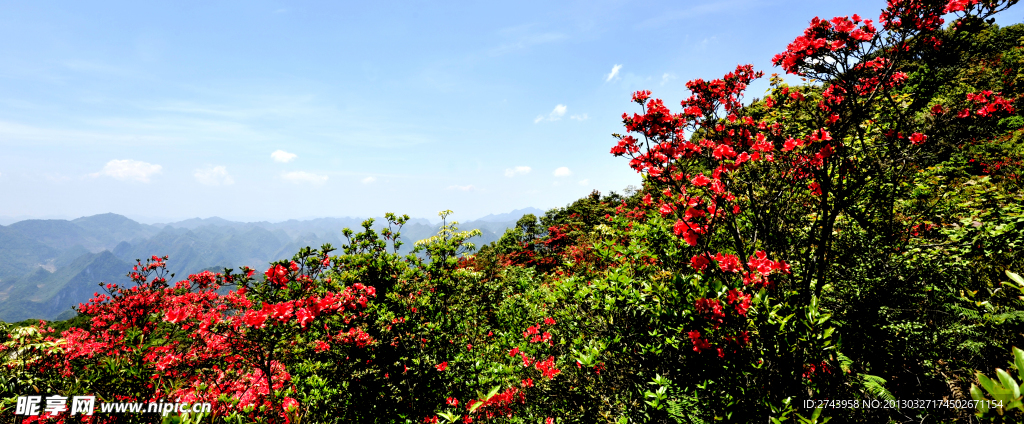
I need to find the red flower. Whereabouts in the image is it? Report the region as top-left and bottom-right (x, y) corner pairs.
(447, 397), (459, 407)
(296, 308), (314, 328)
(243, 309), (268, 328)
(659, 203), (675, 217)
(782, 138), (803, 151)
(690, 254), (710, 271)
(688, 330), (712, 352)
(164, 308), (187, 324)
(691, 174), (711, 186)
(632, 90), (652, 103)
(909, 132), (927, 145)
(808, 182), (822, 196)
(435, 362), (448, 372)
(523, 325), (539, 338)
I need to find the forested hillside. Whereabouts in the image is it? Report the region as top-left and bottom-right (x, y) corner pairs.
(2, 1), (1023, 423)
(0, 214), (518, 321)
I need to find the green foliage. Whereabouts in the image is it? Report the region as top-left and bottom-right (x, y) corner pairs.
(972, 346), (1024, 421)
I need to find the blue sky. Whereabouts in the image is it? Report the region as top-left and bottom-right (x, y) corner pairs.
(0, 0), (1020, 224)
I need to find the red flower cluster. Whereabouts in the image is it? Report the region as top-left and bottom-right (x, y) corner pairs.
(963, 90), (1016, 117)
(522, 318), (557, 346)
(694, 298), (726, 328)
(772, 15), (877, 74)
(467, 387), (526, 420)
(688, 330), (712, 353)
(727, 289), (753, 316)
(534, 356), (561, 380)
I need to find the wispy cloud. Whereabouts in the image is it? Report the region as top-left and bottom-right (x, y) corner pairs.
(271, 150), (297, 163)
(570, 114), (588, 121)
(699, 37), (718, 49)
(194, 166), (234, 186)
(606, 64), (623, 82)
(361, 176), (376, 184)
(638, 0), (760, 28)
(61, 60), (138, 78)
(91, 159), (162, 183)
(553, 167), (572, 177)
(447, 184), (475, 191)
(0, 120), (178, 146)
(534, 104), (567, 123)
(281, 171), (328, 185)
(661, 73), (676, 86)
(504, 166), (532, 177)
(489, 25), (566, 56)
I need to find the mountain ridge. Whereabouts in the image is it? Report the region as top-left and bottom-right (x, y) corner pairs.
(0, 208), (541, 321)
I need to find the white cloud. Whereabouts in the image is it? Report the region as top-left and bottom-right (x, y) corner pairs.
(578, 179), (589, 185)
(504, 166), (532, 177)
(194, 165), (234, 186)
(361, 176), (376, 184)
(661, 73), (676, 86)
(606, 64), (623, 82)
(281, 171), (328, 185)
(91, 159), (162, 183)
(535, 104), (568, 123)
(271, 150), (297, 163)
(553, 167), (572, 177)
(570, 114), (588, 121)
(447, 184), (475, 191)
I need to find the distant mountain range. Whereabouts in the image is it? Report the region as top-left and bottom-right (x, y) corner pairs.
(0, 210), (540, 322)
(473, 207), (544, 223)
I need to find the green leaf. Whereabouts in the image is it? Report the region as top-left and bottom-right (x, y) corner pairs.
(978, 372), (998, 395)
(485, 385), (501, 400)
(823, 327), (835, 339)
(996, 368), (1021, 400)
(1014, 347), (1024, 381)
(971, 384), (987, 404)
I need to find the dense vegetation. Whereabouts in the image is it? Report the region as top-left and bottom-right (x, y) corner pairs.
(3, 0), (1024, 422)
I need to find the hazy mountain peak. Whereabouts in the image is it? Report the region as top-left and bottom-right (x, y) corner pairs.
(474, 207), (545, 223)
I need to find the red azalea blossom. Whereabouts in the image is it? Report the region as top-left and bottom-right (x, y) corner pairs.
(909, 132), (927, 145)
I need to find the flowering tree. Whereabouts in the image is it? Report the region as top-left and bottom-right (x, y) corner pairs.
(602, 0), (1021, 420)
